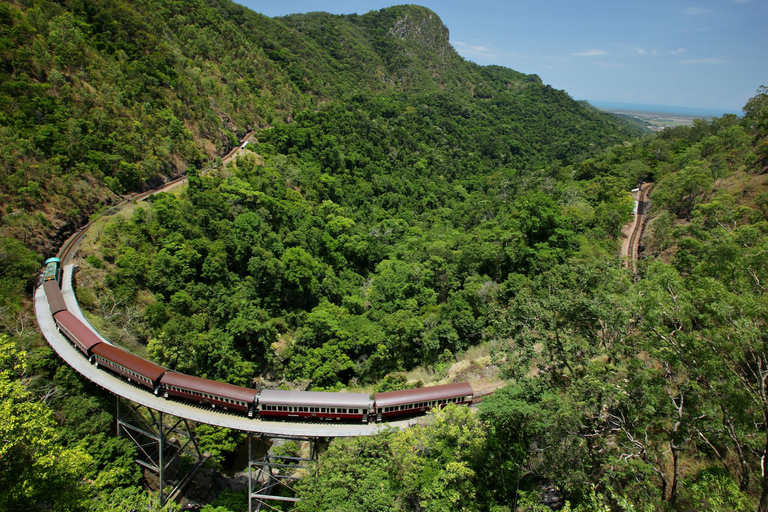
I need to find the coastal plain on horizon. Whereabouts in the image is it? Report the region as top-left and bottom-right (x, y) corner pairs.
(590, 100), (740, 130)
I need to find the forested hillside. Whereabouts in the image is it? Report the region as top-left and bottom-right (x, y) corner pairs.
(4, 0), (768, 510)
(0, 0), (640, 253)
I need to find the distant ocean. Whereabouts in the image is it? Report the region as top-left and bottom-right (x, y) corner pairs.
(588, 100), (741, 118)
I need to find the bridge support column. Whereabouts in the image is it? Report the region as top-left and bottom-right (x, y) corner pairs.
(247, 433), (320, 512)
(116, 397), (208, 506)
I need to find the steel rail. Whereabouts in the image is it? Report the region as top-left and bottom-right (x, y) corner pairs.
(35, 264), (417, 436)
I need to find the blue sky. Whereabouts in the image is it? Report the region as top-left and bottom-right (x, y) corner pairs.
(236, 0), (767, 113)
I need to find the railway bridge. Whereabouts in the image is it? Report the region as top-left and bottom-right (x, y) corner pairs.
(35, 261), (417, 509)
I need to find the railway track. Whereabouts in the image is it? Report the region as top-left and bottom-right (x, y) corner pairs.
(41, 131), (491, 436)
(625, 183), (651, 271)
(57, 173), (190, 265)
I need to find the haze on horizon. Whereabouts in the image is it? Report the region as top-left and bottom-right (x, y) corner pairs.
(237, 0), (767, 115)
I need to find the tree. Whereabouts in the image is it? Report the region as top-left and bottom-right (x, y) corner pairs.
(0, 334), (94, 511)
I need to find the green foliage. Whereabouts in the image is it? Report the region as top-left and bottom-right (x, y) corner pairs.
(194, 424), (245, 470)
(200, 489), (248, 512)
(681, 467), (756, 512)
(0, 236), (41, 309)
(375, 372), (422, 393)
(89, 486), (181, 512)
(296, 405), (487, 512)
(0, 334), (94, 511)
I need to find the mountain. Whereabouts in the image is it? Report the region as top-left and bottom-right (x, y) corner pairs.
(0, 0), (643, 254)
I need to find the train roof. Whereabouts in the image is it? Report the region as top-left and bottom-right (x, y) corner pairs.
(91, 343), (167, 382)
(258, 389), (371, 408)
(44, 257), (61, 264)
(373, 382), (474, 408)
(44, 280), (67, 315)
(162, 371), (258, 402)
(54, 311), (103, 351)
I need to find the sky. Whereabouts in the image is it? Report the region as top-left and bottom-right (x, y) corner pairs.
(235, 0), (768, 114)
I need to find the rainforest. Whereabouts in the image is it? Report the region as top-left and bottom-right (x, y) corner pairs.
(2, 0), (768, 510)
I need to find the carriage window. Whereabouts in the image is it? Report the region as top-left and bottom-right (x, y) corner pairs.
(321, 408), (326, 413)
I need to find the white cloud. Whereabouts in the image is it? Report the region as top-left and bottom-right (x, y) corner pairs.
(571, 49), (608, 57)
(669, 48), (687, 55)
(454, 41), (493, 53)
(637, 48), (646, 55)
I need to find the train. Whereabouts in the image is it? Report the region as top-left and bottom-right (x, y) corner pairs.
(41, 258), (473, 422)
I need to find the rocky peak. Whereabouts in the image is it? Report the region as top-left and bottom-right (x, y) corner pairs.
(388, 6), (450, 48)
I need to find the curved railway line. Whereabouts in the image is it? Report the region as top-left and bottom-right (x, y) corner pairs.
(37, 167), (429, 436)
(624, 183), (651, 271)
(39, 143), (637, 438)
(35, 264), (418, 436)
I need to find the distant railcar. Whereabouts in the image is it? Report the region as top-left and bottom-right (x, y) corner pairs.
(257, 389), (373, 422)
(373, 382), (474, 421)
(161, 371), (258, 416)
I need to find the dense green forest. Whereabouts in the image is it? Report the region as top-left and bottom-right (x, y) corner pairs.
(2, 0), (768, 510)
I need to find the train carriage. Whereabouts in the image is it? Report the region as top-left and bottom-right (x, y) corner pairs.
(44, 280), (68, 316)
(373, 382), (474, 421)
(90, 343), (167, 392)
(257, 389), (373, 422)
(54, 310), (103, 355)
(161, 371), (258, 416)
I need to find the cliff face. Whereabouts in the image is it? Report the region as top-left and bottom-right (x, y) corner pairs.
(383, 7), (457, 87)
(387, 6), (452, 55)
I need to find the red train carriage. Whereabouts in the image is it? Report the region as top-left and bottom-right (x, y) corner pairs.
(90, 343), (167, 392)
(373, 382), (474, 421)
(54, 310), (104, 355)
(44, 280), (68, 316)
(257, 390), (373, 422)
(161, 371), (258, 416)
